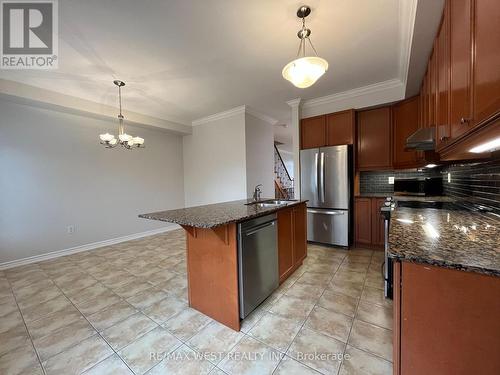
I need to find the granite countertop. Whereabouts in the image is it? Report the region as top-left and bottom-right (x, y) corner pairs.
(139, 198), (307, 229)
(389, 204), (500, 277)
(355, 193), (390, 198)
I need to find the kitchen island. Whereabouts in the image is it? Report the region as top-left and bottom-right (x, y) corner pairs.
(388, 203), (500, 375)
(140, 199), (307, 331)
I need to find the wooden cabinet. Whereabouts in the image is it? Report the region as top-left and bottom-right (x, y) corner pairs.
(301, 110), (355, 149)
(293, 203), (307, 264)
(354, 197), (384, 248)
(277, 203), (307, 283)
(326, 109), (355, 146)
(392, 96), (420, 168)
(472, 0), (500, 126)
(436, 1), (450, 149)
(449, 0), (473, 140)
(300, 116), (326, 149)
(354, 198), (372, 246)
(394, 262), (500, 375)
(357, 107), (392, 170)
(371, 198), (386, 247)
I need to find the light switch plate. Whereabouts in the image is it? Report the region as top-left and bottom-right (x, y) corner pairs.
(388, 176), (395, 185)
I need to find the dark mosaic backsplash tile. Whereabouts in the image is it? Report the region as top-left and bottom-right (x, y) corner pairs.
(442, 158), (500, 214)
(360, 159), (500, 214)
(359, 169), (442, 194)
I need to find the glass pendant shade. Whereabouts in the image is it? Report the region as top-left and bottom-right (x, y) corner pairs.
(282, 56), (328, 88)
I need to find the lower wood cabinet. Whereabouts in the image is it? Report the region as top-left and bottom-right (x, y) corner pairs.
(393, 261), (500, 375)
(277, 203), (307, 283)
(354, 197), (385, 249)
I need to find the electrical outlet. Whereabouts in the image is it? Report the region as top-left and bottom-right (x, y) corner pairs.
(67, 225), (75, 234)
(388, 176), (395, 185)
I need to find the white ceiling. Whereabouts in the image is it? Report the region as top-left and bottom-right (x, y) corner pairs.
(0, 0), (412, 127)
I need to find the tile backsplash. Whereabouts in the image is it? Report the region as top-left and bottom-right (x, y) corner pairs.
(443, 159), (500, 213)
(359, 159), (500, 213)
(359, 169), (442, 194)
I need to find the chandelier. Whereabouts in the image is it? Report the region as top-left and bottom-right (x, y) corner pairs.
(282, 6), (328, 89)
(99, 80), (144, 149)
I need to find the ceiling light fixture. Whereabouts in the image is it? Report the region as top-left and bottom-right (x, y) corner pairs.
(282, 6), (328, 89)
(469, 137), (500, 153)
(99, 80), (144, 149)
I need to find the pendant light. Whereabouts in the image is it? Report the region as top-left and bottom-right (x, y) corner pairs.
(99, 80), (145, 149)
(282, 6), (328, 88)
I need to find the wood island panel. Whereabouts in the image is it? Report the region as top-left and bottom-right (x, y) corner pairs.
(184, 223), (240, 331)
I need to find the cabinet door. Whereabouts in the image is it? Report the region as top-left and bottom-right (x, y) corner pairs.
(293, 204), (307, 264)
(449, 0), (473, 139)
(357, 107), (392, 170)
(429, 46), (437, 128)
(371, 198), (386, 247)
(393, 97), (419, 168)
(422, 72), (429, 128)
(436, 2), (451, 149)
(473, 0), (500, 126)
(400, 262), (500, 375)
(326, 110), (355, 146)
(355, 198), (372, 245)
(301, 116), (326, 149)
(277, 207), (294, 282)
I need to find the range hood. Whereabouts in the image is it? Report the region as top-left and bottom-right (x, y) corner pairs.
(405, 127), (435, 151)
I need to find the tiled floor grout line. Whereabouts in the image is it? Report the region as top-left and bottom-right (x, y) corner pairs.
(42, 275), (138, 375)
(269, 252), (347, 375)
(5, 269), (48, 375)
(3, 237), (392, 375)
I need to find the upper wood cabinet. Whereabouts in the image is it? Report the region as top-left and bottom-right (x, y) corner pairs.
(357, 107), (392, 170)
(393, 96), (420, 169)
(473, 0), (500, 126)
(300, 110), (355, 149)
(326, 110), (355, 146)
(436, 1), (450, 150)
(300, 115), (326, 149)
(449, 0), (473, 140)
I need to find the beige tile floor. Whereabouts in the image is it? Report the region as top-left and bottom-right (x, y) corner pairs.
(0, 229), (393, 375)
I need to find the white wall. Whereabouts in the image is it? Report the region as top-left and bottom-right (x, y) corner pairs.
(0, 98), (185, 265)
(183, 112), (247, 207)
(245, 113), (274, 198)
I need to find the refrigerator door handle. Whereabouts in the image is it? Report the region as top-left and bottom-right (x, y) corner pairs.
(315, 152), (320, 202)
(319, 152), (325, 202)
(307, 209), (346, 215)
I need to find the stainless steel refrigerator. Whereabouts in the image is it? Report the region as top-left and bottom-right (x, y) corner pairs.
(300, 145), (352, 246)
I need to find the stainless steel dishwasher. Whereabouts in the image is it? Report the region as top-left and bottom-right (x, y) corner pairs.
(238, 213), (278, 319)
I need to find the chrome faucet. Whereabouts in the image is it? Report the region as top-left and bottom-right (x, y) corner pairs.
(253, 184), (263, 201)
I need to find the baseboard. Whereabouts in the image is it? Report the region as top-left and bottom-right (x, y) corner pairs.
(0, 225), (181, 270)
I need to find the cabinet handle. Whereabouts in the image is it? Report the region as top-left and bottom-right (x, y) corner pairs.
(440, 136), (449, 142)
(460, 117), (471, 124)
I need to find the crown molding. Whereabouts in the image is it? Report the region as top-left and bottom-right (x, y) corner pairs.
(191, 105), (246, 126)
(0, 79), (192, 135)
(192, 105), (278, 126)
(286, 98), (302, 108)
(245, 106), (279, 125)
(302, 79), (403, 110)
(399, 0), (419, 87)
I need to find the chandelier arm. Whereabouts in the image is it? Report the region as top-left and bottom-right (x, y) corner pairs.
(307, 37), (319, 57)
(296, 37), (304, 57)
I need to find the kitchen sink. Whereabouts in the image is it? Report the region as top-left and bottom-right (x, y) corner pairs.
(246, 199), (291, 207)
